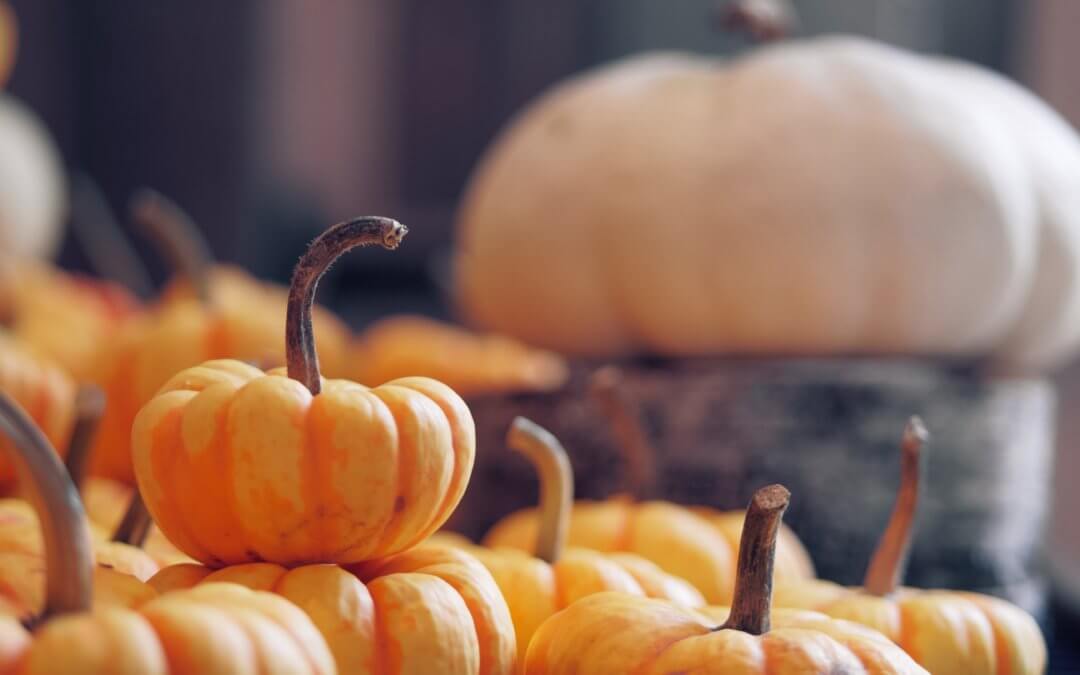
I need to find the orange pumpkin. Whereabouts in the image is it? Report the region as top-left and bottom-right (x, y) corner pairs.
(0, 335), (75, 488)
(447, 417), (703, 655)
(88, 190), (350, 483)
(483, 370), (813, 604)
(0, 389), (336, 674)
(0, 2), (15, 87)
(524, 485), (928, 674)
(773, 418), (1047, 674)
(132, 216), (475, 566)
(150, 543), (515, 674)
(351, 315), (568, 396)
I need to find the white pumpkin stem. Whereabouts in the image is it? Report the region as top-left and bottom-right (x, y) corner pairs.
(68, 174), (155, 299)
(863, 417), (928, 597)
(0, 392), (94, 622)
(588, 366), (657, 499)
(719, 0), (798, 41)
(63, 385), (106, 491)
(721, 484), (790, 635)
(506, 417), (572, 564)
(129, 187), (214, 304)
(286, 217), (407, 395)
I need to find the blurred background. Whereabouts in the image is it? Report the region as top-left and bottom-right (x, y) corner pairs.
(5, 0), (1080, 655)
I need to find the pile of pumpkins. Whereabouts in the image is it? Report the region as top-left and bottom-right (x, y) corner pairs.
(0, 210), (1049, 673)
(0, 8), (1066, 671)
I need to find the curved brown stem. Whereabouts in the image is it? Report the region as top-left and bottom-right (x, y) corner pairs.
(864, 417), (928, 597)
(0, 392), (93, 622)
(129, 188), (213, 304)
(111, 491), (153, 548)
(506, 417), (572, 564)
(718, 0), (798, 41)
(63, 385), (106, 491)
(719, 484), (790, 635)
(68, 174), (155, 299)
(588, 366), (656, 499)
(286, 217), (407, 395)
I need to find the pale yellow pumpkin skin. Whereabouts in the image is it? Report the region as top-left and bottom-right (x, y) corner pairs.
(149, 544), (515, 675)
(524, 592), (927, 674)
(455, 36), (1080, 370)
(773, 579), (1047, 675)
(483, 497), (812, 604)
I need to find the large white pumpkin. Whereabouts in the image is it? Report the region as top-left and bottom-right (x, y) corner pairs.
(0, 94), (66, 260)
(454, 36), (1080, 371)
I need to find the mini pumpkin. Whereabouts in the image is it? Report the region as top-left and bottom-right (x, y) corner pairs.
(773, 418), (1047, 674)
(88, 191), (351, 483)
(483, 370), (813, 604)
(448, 417), (703, 654)
(132, 217), (475, 566)
(0, 334), (75, 488)
(149, 543), (515, 674)
(351, 315), (568, 396)
(0, 389), (336, 674)
(524, 484), (927, 674)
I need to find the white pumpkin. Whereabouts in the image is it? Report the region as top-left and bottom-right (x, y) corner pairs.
(0, 94), (66, 260)
(454, 36), (1080, 371)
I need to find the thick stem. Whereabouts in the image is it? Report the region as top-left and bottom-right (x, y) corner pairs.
(129, 188), (214, 304)
(506, 417), (572, 564)
(63, 386), (106, 491)
(718, 0), (798, 41)
(286, 217), (407, 395)
(588, 366), (656, 499)
(0, 392), (93, 621)
(863, 417), (928, 597)
(720, 484), (790, 635)
(68, 174), (155, 299)
(111, 491), (153, 548)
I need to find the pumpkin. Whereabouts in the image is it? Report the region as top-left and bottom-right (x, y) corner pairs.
(453, 36), (1080, 371)
(447, 417), (704, 655)
(149, 543), (515, 674)
(0, 95), (65, 261)
(524, 484), (927, 674)
(0, 335), (75, 488)
(0, 3), (15, 87)
(773, 418), (1047, 673)
(351, 315), (568, 396)
(87, 190), (350, 483)
(483, 370), (813, 604)
(132, 216), (475, 566)
(0, 388), (336, 674)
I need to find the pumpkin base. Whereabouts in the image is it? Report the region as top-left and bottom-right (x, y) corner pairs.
(455, 356), (1054, 618)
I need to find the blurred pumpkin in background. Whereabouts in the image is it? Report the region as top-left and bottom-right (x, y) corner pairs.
(454, 36), (1080, 371)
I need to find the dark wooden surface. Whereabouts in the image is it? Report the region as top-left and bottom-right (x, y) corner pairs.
(452, 357), (1054, 617)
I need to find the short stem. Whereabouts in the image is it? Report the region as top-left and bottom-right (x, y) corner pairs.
(111, 491), (153, 548)
(863, 417), (928, 597)
(0, 392), (93, 621)
(68, 174), (155, 299)
(129, 188), (213, 304)
(506, 417), (572, 563)
(286, 217), (407, 395)
(718, 0), (798, 41)
(720, 484), (790, 635)
(588, 366), (656, 499)
(63, 386), (106, 491)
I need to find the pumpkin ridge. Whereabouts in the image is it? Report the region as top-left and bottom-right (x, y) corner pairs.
(150, 402), (213, 565)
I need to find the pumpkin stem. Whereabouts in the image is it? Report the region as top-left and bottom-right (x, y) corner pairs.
(63, 385), (106, 491)
(111, 492), (153, 548)
(588, 366), (656, 499)
(717, 0), (798, 41)
(129, 188), (213, 304)
(69, 174), (155, 299)
(286, 217), (407, 395)
(863, 417), (928, 597)
(720, 484), (790, 636)
(0, 392), (93, 622)
(506, 417), (572, 564)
